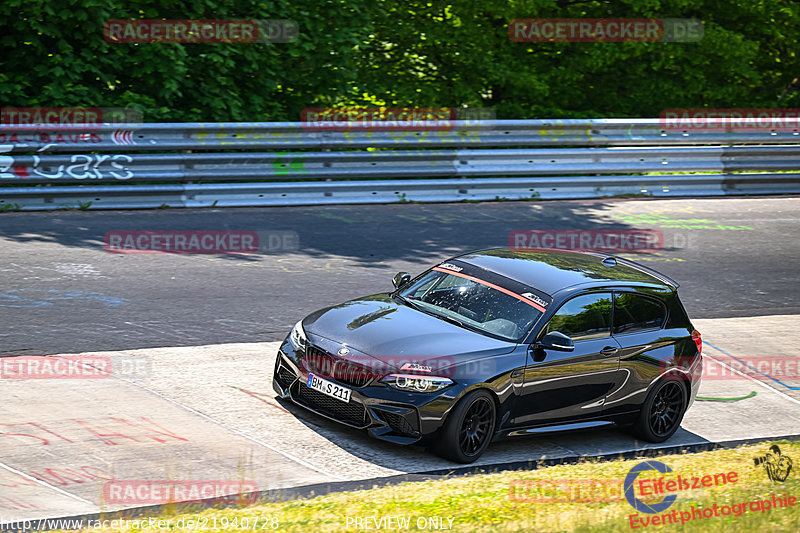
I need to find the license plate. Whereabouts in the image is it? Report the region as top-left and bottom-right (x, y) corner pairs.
(307, 373), (351, 403)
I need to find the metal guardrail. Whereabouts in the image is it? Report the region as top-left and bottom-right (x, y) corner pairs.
(4, 119), (800, 152)
(1, 119), (799, 210)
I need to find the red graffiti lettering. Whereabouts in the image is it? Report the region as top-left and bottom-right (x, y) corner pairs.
(0, 422), (74, 445)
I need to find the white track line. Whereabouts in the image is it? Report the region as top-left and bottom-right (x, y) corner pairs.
(702, 348), (800, 407)
(0, 461), (93, 505)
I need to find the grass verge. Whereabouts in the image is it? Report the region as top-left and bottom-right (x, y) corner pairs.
(44, 440), (800, 532)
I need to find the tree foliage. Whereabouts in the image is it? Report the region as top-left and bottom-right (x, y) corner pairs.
(1, 0), (798, 121)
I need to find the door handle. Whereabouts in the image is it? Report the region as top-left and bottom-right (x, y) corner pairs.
(600, 346), (618, 355)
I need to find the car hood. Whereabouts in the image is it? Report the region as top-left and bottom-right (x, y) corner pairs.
(303, 294), (517, 366)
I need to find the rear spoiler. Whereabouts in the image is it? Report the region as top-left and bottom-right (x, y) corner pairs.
(608, 256), (680, 288)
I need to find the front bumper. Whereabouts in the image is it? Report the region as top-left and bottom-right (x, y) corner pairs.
(273, 340), (454, 445)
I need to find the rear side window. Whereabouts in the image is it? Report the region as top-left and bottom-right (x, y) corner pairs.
(613, 292), (667, 334)
(547, 292), (612, 340)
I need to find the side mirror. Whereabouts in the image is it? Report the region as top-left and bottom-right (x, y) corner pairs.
(536, 331), (575, 352)
(392, 272), (412, 289)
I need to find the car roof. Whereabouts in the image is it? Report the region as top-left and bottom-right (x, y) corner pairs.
(453, 248), (677, 296)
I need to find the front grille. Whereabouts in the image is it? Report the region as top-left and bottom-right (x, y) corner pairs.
(380, 410), (420, 436)
(295, 382), (368, 427)
(304, 346), (377, 388)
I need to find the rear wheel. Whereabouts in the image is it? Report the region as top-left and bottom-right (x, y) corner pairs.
(631, 378), (687, 442)
(434, 389), (496, 463)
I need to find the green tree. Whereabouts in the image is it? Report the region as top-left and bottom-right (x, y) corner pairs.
(2, 0), (799, 121)
(0, 0), (373, 121)
(356, 0), (800, 117)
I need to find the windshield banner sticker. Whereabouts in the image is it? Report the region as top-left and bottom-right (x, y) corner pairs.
(432, 267), (547, 312)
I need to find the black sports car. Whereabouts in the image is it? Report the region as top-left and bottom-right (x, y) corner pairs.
(272, 249), (702, 463)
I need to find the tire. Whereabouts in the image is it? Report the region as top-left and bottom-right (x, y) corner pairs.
(630, 378), (687, 443)
(434, 389), (496, 463)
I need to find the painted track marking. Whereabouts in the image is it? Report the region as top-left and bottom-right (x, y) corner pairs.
(0, 461), (93, 505)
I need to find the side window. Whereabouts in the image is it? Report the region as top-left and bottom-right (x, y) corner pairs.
(407, 272), (439, 298)
(613, 292), (667, 334)
(547, 293), (612, 341)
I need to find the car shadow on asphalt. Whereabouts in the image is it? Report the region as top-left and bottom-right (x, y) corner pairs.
(274, 395), (716, 476)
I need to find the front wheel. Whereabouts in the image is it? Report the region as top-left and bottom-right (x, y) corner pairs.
(434, 389), (496, 463)
(630, 378), (687, 442)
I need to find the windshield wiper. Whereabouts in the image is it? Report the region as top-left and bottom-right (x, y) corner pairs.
(434, 313), (471, 329)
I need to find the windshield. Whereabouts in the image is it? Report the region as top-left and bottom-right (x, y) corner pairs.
(397, 269), (545, 342)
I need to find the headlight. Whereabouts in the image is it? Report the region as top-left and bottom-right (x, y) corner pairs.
(380, 374), (453, 393)
(289, 320), (307, 348)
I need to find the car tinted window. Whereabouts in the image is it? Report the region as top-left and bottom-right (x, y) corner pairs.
(613, 292), (666, 334)
(547, 293), (612, 340)
(398, 270), (544, 342)
(407, 274), (439, 298)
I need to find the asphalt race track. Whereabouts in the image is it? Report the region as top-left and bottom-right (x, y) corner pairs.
(1, 196), (799, 355)
(1, 196), (799, 523)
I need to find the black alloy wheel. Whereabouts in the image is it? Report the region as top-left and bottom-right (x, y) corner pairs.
(435, 389), (496, 463)
(631, 377), (687, 443)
